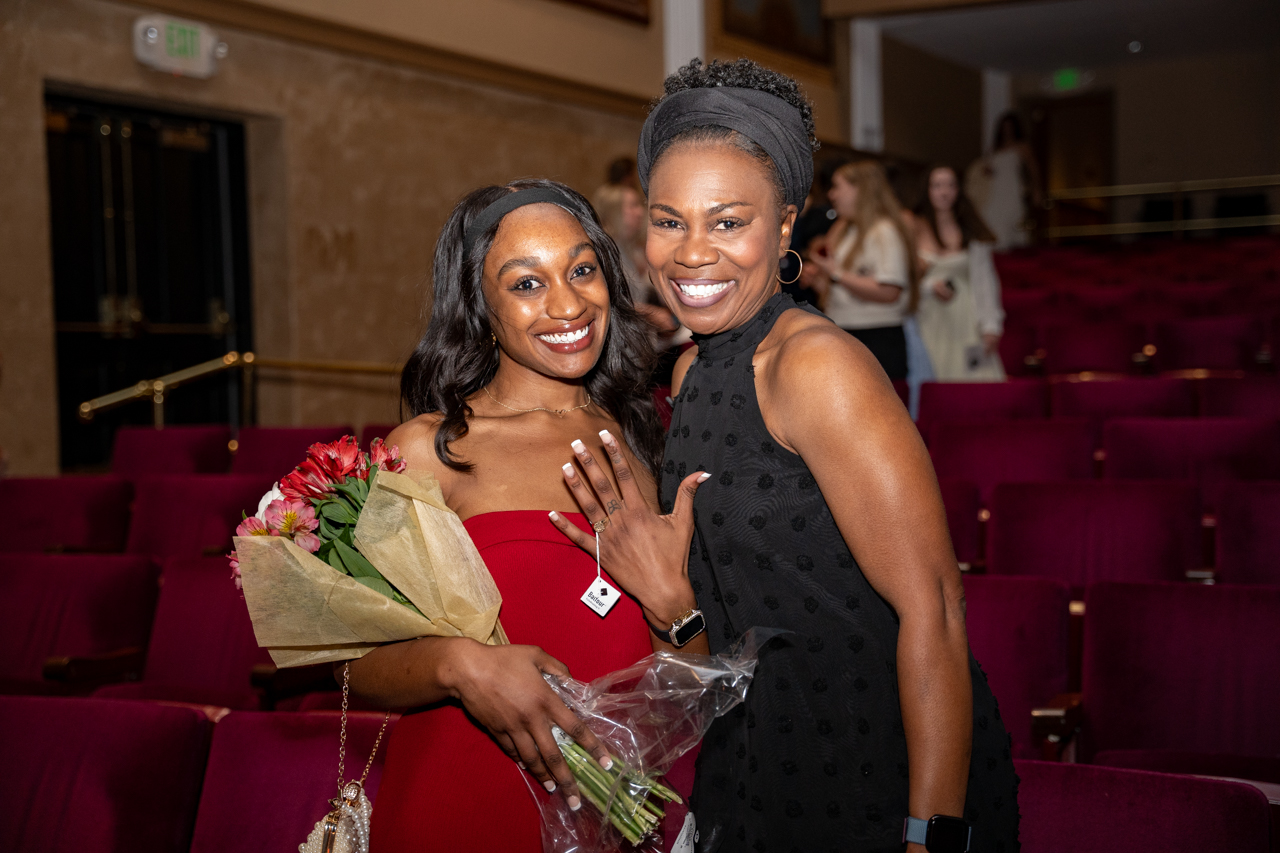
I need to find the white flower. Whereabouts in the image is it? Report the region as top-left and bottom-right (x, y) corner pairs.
(255, 483), (285, 522)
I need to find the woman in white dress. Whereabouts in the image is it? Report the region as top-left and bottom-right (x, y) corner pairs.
(913, 165), (1006, 382)
(966, 112), (1041, 250)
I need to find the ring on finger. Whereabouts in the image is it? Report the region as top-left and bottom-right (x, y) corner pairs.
(592, 518), (609, 533)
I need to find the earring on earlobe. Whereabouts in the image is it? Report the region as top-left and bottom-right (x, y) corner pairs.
(777, 249), (803, 285)
(491, 332), (498, 348)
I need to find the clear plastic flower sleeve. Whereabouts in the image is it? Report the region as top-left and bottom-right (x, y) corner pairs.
(536, 629), (777, 853)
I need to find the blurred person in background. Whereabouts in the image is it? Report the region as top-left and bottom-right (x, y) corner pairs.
(913, 165), (1006, 382)
(808, 160), (917, 381)
(966, 112), (1041, 250)
(777, 158), (842, 306)
(605, 155), (643, 194)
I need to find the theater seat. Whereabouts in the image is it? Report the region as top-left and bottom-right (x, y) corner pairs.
(986, 481), (1201, 595)
(113, 424), (232, 476)
(1050, 378), (1197, 446)
(0, 554), (159, 694)
(230, 426), (354, 475)
(1215, 481), (1280, 585)
(1103, 417), (1280, 508)
(1199, 377), (1280, 418)
(1155, 315), (1265, 371)
(1015, 760), (1272, 853)
(94, 556), (271, 710)
(938, 479), (981, 565)
(189, 711), (395, 853)
(0, 476), (132, 553)
(916, 380), (1048, 436)
(125, 474), (277, 561)
(1094, 749), (1280, 786)
(929, 419), (1095, 505)
(1040, 322), (1146, 375)
(1081, 581), (1280, 764)
(1, 696), (212, 853)
(963, 576), (1070, 759)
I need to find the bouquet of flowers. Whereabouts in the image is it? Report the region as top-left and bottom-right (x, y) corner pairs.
(232, 436), (764, 851)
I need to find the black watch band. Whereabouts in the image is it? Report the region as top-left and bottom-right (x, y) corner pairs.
(903, 815), (971, 853)
(645, 609), (706, 648)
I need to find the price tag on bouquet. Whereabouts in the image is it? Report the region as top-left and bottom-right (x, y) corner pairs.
(581, 520), (620, 617)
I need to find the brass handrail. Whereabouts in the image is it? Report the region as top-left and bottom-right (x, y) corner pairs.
(78, 351), (401, 426)
(1047, 173), (1280, 202)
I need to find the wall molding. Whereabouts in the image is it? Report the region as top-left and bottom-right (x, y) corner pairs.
(123, 0), (652, 118)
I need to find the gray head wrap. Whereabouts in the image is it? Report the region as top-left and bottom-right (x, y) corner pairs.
(636, 87), (813, 210)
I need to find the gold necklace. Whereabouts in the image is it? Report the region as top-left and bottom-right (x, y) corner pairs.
(483, 385), (592, 417)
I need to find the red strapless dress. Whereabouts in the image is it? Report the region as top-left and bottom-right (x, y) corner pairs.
(369, 511), (654, 852)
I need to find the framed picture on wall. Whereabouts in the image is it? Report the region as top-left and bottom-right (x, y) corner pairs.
(556, 0), (650, 24)
(722, 0), (830, 64)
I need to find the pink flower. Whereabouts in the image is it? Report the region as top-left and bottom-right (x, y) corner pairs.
(228, 552), (242, 589)
(236, 516), (270, 538)
(294, 532), (322, 553)
(280, 458), (335, 502)
(369, 438), (407, 473)
(263, 499), (319, 538)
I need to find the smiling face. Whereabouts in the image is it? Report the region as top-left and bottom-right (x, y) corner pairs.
(481, 203), (609, 380)
(928, 167), (959, 214)
(644, 141), (795, 336)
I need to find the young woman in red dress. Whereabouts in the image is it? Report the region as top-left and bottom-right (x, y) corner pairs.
(349, 179), (707, 852)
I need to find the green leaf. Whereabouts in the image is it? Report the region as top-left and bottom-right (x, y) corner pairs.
(320, 501), (357, 524)
(334, 539), (380, 580)
(327, 547), (350, 576)
(318, 515), (341, 540)
(331, 481), (363, 502)
(353, 575), (396, 599)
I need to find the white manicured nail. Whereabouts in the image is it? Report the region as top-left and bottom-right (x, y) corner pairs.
(571, 439), (586, 452)
(562, 464), (575, 478)
(544, 780), (556, 792)
(568, 795), (582, 811)
(697, 472), (711, 482)
(599, 755), (614, 771)
(599, 430), (614, 443)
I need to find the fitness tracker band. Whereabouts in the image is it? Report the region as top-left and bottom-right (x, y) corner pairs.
(903, 815), (971, 853)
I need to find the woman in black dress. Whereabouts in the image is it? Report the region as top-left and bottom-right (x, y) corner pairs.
(550, 60), (1019, 853)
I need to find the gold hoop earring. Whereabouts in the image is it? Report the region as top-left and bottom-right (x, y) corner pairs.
(778, 249), (803, 285)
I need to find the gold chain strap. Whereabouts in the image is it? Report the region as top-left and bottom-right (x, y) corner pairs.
(337, 662), (390, 797)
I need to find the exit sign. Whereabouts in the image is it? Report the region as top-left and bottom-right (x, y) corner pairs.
(132, 15), (223, 79)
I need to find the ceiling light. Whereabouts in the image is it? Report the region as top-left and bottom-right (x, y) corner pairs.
(1128, 40), (1142, 53)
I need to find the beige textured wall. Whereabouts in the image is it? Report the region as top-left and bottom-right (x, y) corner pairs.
(881, 34), (982, 174)
(0, 0), (644, 474)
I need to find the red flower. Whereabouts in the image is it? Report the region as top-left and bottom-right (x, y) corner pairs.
(280, 457), (337, 502)
(279, 435), (367, 501)
(369, 438), (407, 474)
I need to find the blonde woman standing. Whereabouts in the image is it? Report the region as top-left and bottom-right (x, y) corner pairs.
(809, 161), (916, 380)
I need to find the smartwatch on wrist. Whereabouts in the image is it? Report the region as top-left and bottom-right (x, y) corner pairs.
(903, 815), (971, 853)
(646, 609), (706, 648)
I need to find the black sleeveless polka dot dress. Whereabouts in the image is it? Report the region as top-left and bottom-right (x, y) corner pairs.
(660, 293), (1019, 853)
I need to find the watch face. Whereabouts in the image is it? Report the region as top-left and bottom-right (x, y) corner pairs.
(927, 816), (971, 853)
(672, 611), (706, 647)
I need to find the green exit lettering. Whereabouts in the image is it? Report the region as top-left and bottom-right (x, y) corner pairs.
(165, 23), (200, 59)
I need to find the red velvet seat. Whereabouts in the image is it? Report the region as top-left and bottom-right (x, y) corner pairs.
(916, 380), (1048, 436)
(1215, 481), (1280, 585)
(1198, 377), (1280, 418)
(1155, 315), (1266, 371)
(1015, 760), (1273, 853)
(938, 479), (981, 565)
(189, 711), (395, 853)
(1103, 417), (1280, 508)
(997, 323), (1038, 377)
(986, 481), (1201, 595)
(1039, 322), (1146, 375)
(126, 474), (277, 561)
(1081, 581), (1280, 765)
(112, 425), (232, 476)
(1094, 749), (1280, 786)
(230, 426), (354, 474)
(360, 423), (398, 448)
(0, 476), (132, 553)
(94, 556), (271, 710)
(929, 419), (1095, 505)
(963, 576), (1070, 759)
(1051, 378), (1197, 446)
(0, 554), (159, 694)
(1, 696), (212, 853)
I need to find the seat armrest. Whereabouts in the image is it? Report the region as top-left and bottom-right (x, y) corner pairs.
(43, 646), (146, 685)
(1032, 692), (1083, 761)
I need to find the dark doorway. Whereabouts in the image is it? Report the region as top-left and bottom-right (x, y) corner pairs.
(45, 93), (252, 471)
(1024, 91), (1115, 240)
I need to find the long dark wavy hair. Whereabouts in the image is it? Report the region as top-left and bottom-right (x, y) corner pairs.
(913, 164), (996, 249)
(400, 178), (664, 475)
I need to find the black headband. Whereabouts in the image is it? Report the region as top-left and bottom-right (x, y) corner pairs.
(637, 87), (813, 210)
(462, 187), (581, 257)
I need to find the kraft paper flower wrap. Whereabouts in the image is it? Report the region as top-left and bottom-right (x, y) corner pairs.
(236, 467), (507, 668)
